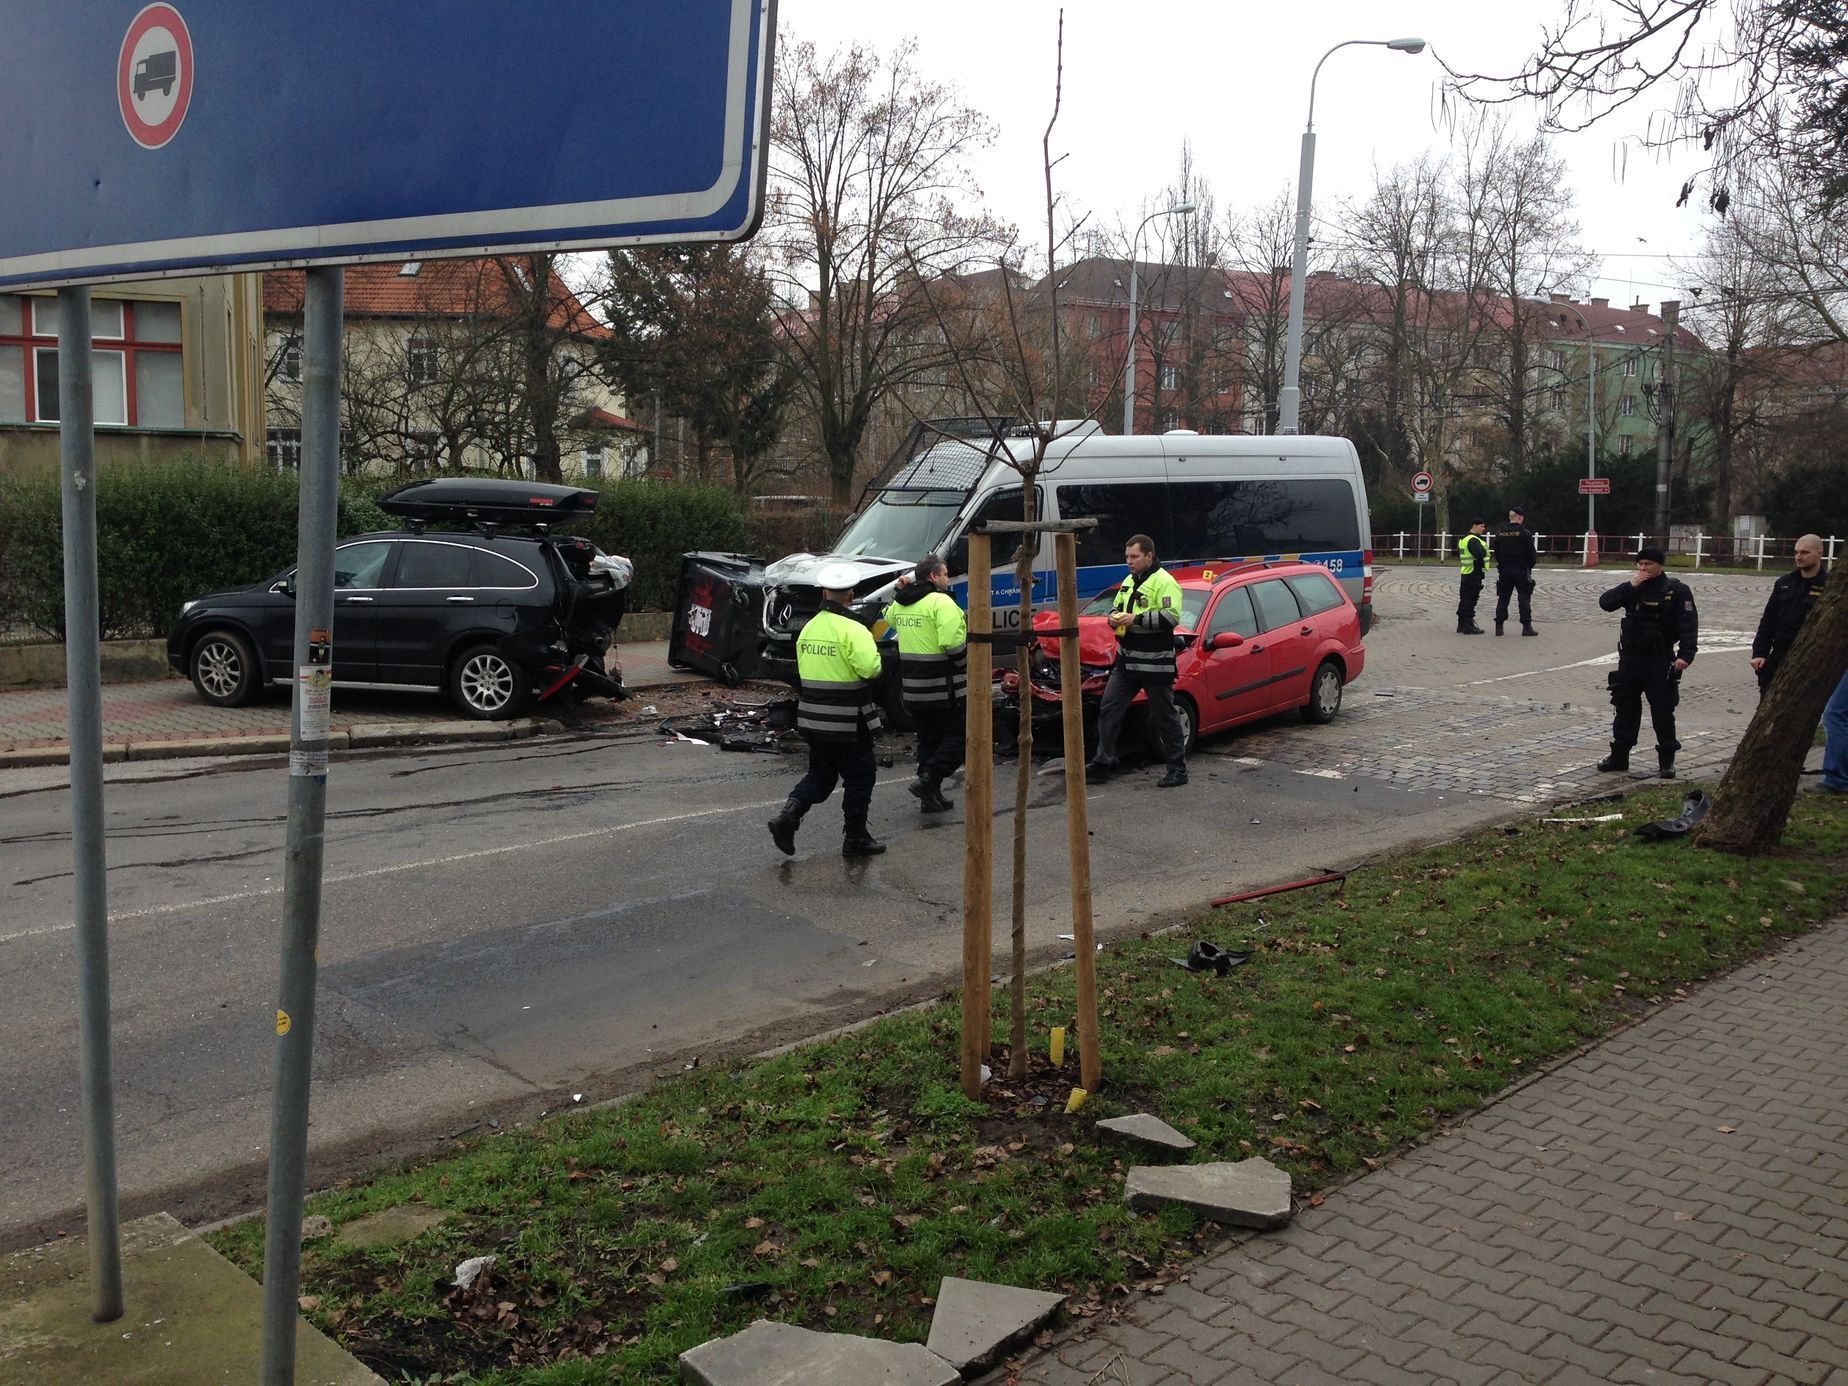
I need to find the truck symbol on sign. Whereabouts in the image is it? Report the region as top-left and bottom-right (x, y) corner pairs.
(133, 50), (177, 101)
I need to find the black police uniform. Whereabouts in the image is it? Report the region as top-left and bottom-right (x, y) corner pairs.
(1751, 563), (1828, 698)
(1490, 517), (1538, 633)
(1597, 572), (1698, 774)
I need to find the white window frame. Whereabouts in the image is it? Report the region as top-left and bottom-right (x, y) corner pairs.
(279, 338), (302, 383)
(267, 427), (303, 470)
(406, 336), (440, 385)
(33, 346), (128, 426)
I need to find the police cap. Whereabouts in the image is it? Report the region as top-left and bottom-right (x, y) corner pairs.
(816, 562), (861, 593)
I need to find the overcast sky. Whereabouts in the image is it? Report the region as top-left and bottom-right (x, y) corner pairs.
(781, 0), (1720, 314)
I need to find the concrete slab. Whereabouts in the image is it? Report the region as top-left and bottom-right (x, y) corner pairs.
(0, 1212), (382, 1385)
(679, 1318), (960, 1385)
(1095, 1113), (1196, 1155)
(926, 1276), (1066, 1373)
(1123, 1156), (1292, 1229)
(332, 1204), (448, 1250)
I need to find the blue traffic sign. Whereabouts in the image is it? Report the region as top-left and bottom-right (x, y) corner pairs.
(0, 0), (775, 288)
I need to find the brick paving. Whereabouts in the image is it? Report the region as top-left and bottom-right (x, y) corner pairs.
(0, 638), (695, 752)
(989, 920), (1848, 1386)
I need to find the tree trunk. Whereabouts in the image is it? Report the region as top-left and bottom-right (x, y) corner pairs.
(1007, 477), (1039, 1081)
(1697, 575), (1848, 854)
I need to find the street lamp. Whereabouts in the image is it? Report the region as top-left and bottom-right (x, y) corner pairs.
(1546, 296), (1600, 548)
(1123, 202), (1196, 435)
(1278, 36), (1427, 435)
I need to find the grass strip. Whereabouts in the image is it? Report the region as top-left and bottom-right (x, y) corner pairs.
(209, 785), (1848, 1384)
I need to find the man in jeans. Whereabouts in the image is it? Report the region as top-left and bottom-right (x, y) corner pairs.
(1085, 534), (1189, 788)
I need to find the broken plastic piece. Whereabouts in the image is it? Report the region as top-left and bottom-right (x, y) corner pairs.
(1635, 790), (1713, 841)
(453, 1255), (496, 1290)
(1171, 940), (1253, 975)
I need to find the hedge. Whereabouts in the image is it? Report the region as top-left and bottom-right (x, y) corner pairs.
(0, 462), (756, 641)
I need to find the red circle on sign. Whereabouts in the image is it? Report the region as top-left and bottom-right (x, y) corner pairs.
(118, 4), (195, 150)
(1412, 471), (1434, 493)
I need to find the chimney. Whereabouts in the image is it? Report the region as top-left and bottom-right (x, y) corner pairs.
(1549, 292), (1571, 304)
(1590, 297), (1609, 308)
(1630, 301), (1650, 314)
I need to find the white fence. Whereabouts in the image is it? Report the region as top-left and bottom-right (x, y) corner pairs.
(1372, 532), (1842, 570)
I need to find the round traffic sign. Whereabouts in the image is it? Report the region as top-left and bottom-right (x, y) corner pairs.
(118, 4), (195, 150)
(1411, 470), (1434, 494)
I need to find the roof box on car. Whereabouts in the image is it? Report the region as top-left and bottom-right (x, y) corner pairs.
(377, 478), (599, 527)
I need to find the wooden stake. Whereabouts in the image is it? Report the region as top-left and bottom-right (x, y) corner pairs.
(1055, 534), (1101, 1092)
(961, 532), (994, 1098)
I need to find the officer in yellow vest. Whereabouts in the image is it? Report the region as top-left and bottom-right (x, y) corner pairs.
(1085, 534), (1189, 788)
(883, 554), (967, 813)
(768, 564), (887, 857)
(1457, 517), (1489, 635)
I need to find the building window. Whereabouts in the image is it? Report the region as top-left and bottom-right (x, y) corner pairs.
(279, 337), (302, 383)
(1549, 350), (1566, 373)
(405, 431), (439, 472)
(1621, 394), (1637, 416)
(1085, 365), (1100, 390)
(1160, 410), (1179, 431)
(267, 428), (302, 470)
(1623, 357), (1637, 377)
(584, 446), (606, 478)
(1550, 389), (1566, 410)
(1085, 314), (1101, 340)
(1159, 364), (1179, 391)
(406, 336), (439, 384)
(1619, 435), (1634, 456)
(1, 295), (183, 427)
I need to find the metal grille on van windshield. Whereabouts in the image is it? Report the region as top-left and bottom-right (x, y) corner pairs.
(879, 438), (993, 493)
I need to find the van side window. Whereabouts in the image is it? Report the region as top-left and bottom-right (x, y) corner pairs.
(947, 487), (1033, 575)
(1205, 585), (1260, 639)
(1250, 579), (1303, 632)
(1167, 479), (1360, 558)
(1054, 482), (1173, 568)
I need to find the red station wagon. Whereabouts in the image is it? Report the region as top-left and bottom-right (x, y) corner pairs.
(1001, 560), (1367, 752)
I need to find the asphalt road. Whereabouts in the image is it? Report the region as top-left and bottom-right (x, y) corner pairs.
(0, 566), (1782, 1249)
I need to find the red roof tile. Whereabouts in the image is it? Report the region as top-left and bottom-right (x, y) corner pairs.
(263, 259), (608, 339)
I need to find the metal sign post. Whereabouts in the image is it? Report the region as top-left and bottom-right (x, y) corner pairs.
(58, 285), (124, 1324)
(258, 267), (343, 1384)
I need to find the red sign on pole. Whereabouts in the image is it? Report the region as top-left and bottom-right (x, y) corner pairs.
(1578, 477), (1612, 495)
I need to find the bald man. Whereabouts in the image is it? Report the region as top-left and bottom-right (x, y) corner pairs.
(1751, 533), (1828, 700)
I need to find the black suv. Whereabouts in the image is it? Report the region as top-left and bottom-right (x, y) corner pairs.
(167, 479), (625, 719)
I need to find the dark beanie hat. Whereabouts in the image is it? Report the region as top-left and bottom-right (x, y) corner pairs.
(1635, 545), (1666, 564)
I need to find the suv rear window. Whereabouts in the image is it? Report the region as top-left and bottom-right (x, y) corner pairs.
(1285, 571), (1344, 615)
(394, 540), (474, 588)
(475, 550), (539, 589)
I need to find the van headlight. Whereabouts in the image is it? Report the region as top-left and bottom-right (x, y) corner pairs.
(181, 600), (198, 616)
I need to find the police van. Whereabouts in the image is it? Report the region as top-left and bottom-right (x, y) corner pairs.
(758, 420), (1373, 688)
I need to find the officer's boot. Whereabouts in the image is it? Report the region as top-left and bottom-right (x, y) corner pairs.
(1463, 618), (1484, 635)
(1596, 743), (1630, 773)
(842, 821), (887, 857)
(1494, 619), (1505, 637)
(1657, 749), (1677, 780)
(910, 774), (953, 812)
(766, 797), (806, 856)
(1521, 622), (1539, 637)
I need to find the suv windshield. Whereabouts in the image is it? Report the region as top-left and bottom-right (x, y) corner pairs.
(831, 489), (963, 560)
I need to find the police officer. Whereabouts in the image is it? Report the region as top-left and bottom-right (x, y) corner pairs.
(883, 553), (967, 813)
(1750, 533), (1827, 700)
(1457, 517), (1490, 635)
(767, 564), (887, 857)
(1597, 545), (1698, 779)
(1491, 503), (1538, 636)
(1085, 534), (1189, 788)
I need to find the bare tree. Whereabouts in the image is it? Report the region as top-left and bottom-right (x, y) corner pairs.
(765, 37), (1007, 506)
(1443, 0), (1848, 215)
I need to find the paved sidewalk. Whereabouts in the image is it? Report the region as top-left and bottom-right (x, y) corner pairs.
(0, 638), (708, 760)
(991, 922), (1848, 1386)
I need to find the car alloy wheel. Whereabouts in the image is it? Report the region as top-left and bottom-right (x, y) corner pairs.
(189, 630), (258, 706)
(453, 646), (526, 719)
(1176, 694), (1198, 752)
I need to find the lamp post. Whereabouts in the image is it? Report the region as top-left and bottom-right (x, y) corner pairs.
(1123, 202), (1195, 435)
(1548, 298), (1599, 541)
(1278, 36), (1427, 435)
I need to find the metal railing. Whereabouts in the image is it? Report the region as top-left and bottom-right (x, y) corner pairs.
(1371, 531), (1842, 570)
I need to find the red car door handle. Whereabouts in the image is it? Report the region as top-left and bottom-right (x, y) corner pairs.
(1299, 625), (1312, 636)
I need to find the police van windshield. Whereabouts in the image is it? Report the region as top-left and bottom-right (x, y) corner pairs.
(831, 489), (963, 559)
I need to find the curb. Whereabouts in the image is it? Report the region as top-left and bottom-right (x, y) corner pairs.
(0, 717), (566, 770)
